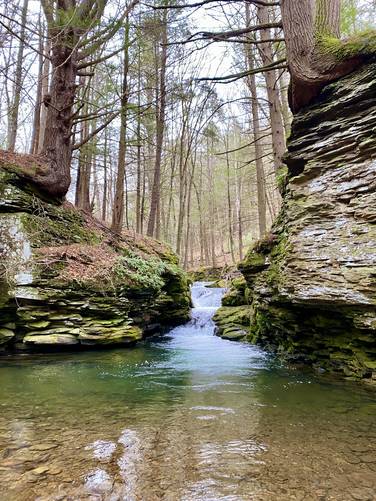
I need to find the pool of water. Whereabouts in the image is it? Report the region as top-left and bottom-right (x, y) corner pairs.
(0, 283), (375, 500)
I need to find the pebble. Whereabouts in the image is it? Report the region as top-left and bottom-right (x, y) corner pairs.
(31, 443), (58, 451)
(30, 466), (50, 475)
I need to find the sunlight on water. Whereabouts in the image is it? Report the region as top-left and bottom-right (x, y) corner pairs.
(0, 283), (375, 500)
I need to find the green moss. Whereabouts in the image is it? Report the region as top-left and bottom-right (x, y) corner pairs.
(319, 30), (376, 60)
(239, 251), (266, 273)
(111, 251), (188, 296)
(22, 209), (100, 247)
(0, 160), (38, 177)
(213, 305), (253, 340)
(276, 165), (288, 194)
(264, 232), (291, 288)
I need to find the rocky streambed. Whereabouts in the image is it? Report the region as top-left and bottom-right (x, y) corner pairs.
(0, 283), (375, 500)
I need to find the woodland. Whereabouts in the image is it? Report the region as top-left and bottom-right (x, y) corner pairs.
(1, 0), (373, 269)
(0, 1), (376, 499)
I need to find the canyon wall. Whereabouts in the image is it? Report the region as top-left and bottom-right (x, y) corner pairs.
(215, 62), (376, 381)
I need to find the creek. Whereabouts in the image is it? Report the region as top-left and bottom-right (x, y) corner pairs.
(0, 282), (375, 500)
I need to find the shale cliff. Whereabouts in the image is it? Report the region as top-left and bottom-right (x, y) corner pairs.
(0, 165), (190, 352)
(215, 62), (376, 381)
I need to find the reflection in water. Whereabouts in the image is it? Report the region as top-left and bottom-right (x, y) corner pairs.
(0, 282), (375, 500)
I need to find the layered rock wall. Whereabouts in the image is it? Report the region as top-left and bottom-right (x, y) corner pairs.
(0, 168), (190, 352)
(216, 62), (376, 380)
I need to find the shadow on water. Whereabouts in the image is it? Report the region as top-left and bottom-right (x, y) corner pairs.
(0, 282), (375, 500)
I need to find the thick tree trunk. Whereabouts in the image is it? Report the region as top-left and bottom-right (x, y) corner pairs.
(281, 0), (360, 112)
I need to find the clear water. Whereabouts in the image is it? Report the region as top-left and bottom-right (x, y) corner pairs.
(0, 283), (375, 500)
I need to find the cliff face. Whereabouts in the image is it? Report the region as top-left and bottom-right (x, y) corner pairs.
(0, 168), (190, 352)
(217, 63), (376, 381)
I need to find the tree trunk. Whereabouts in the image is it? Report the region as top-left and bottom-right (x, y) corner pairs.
(281, 0), (359, 112)
(245, 4), (267, 238)
(225, 143), (235, 262)
(7, 0), (29, 152)
(30, 17), (44, 154)
(235, 164), (243, 261)
(36, 32), (78, 198)
(75, 79), (92, 211)
(257, 3), (285, 171)
(102, 130), (108, 222)
(112, 19), (130, 234)
(136, 40), (142, 234)
(147, 10), (168, 237)
(37, 38), (50, 154)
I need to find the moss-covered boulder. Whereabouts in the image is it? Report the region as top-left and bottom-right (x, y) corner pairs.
(0, 166), (190, 352)
(222, 276), (248, 306)
(213, 306), (253, 341)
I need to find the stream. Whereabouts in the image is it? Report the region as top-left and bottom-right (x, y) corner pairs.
(0, 282), (375, 500)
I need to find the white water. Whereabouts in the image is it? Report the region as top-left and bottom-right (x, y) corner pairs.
(189, 281), (226, 328)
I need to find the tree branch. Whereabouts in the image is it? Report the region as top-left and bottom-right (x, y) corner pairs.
(71, 111), (120, 150)
(147, 0), (280, 9)
(196, 58), (286, 83)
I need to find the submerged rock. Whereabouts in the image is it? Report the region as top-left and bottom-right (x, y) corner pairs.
(0, 168), (190, 353)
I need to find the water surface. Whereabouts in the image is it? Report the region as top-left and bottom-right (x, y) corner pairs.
(0, 283), (375, 500)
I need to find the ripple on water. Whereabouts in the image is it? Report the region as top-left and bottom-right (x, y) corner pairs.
(0, 283), (375, 500)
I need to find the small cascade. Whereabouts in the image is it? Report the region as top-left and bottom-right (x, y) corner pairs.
(189, 282), (226, 329)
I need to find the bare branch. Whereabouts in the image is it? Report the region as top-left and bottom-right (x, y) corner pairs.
(71, 111), (120, 150)
(196, 58), (286, 83)
(146, 0), (280, 9)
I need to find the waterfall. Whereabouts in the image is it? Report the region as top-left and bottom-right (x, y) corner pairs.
(189, 282), (226, 329)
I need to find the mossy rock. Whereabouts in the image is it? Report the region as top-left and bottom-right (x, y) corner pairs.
(238, 251), (267, 275)
(213, 305), (253, 341)
(219, 326), (248, 341)
(79, 325), (142, 345)
(0, 164), (191, 353)
(23, 334), (79, 345)
(0, 328), (15, 345)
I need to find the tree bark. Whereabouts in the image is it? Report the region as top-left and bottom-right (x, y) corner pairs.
(225, 142), (235, 262)
(257, 3), (285, 171)
(102, 129), (108, 222)
(30, 17), (44, 154)
(75, 79), (92, 211)
(37, 37), (50, 154)
(245, 4), (267, 238)
(281, 0), (360, 112)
